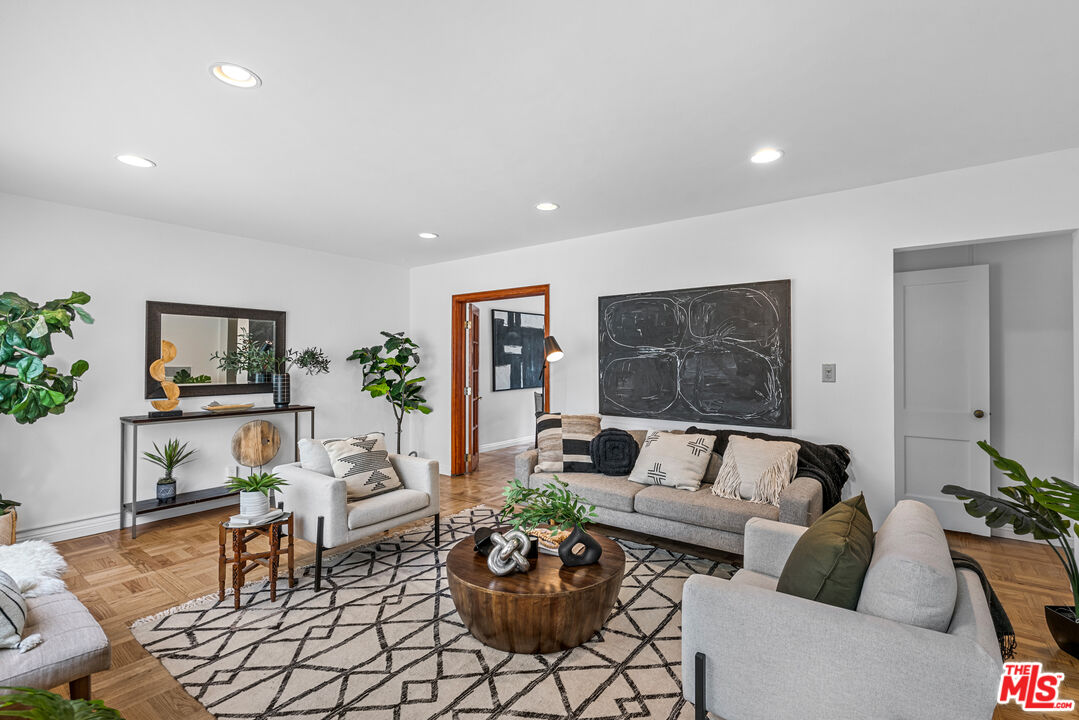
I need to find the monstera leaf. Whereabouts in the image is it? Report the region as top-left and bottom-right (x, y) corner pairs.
(0, 686), (123, 719)
(943, 441), (1079, 614)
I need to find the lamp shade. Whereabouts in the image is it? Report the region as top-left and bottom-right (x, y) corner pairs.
(544, 335), (564, 362)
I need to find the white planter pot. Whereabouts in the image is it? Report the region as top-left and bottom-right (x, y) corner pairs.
(239, 491), (270, 517)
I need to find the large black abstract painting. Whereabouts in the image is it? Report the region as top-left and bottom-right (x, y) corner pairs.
(598, 280), (791, 428)
(492, 309), (545, 391)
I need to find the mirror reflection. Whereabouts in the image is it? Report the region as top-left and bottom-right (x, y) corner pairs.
(160, 314), (277, 385)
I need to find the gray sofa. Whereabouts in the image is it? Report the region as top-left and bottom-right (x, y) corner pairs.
(0, 590), (111, 700)
(682, 500), (1002, 720)
(515, 434), (823, 554)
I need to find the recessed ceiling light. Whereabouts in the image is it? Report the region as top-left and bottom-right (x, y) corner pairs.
(210, 63), (261, 89)
(535, 202), (559, 212)
(750, 148), (784, 164)
(418, 232), (439, 240)
(115, 154), (156, 168)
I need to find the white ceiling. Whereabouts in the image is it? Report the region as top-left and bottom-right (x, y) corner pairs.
(3, 1), (1079, 267)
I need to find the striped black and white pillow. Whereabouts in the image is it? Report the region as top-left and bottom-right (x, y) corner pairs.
(535, 413), (564, 472)
(0, 570), (27, 649)
(561, 415), (602, 472)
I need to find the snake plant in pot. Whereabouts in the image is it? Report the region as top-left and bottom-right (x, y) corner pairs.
(142, 438), (197, 502)
(943, 441), (1079, 659)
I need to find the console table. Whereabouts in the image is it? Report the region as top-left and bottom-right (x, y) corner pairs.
(119, 405), (315, 538)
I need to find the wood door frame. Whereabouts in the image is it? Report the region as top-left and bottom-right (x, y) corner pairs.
(451, 284), (550, 475)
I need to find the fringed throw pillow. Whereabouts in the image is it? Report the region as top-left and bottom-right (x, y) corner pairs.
(713, 435), (799, 505)
(627, 431), (715, 491)
(322, 433), (403, 501)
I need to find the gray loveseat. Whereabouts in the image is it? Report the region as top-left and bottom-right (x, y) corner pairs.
(682, 500), (1002, 720)
(515, 430), (823, 554)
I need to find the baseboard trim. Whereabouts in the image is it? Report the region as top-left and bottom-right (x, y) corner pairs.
(16, 494), (239, 543)
(479, 435), (534, 453)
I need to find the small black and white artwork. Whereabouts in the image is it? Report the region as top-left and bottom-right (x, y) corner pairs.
(598, 279), (791, 428)
(492, 309), (545, 391)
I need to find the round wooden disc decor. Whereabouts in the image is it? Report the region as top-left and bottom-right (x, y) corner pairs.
(231, 420), (281, 468)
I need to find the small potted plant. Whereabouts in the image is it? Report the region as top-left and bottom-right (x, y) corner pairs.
(271, 346), (331, 407)
(499, 477), (601, 566)
(226, 471), (288, 517)
(943, 441), (1079, 659)
(0, 686), (123, 718)
(0, 493), (19, 545)
(143, 438), (197, 502)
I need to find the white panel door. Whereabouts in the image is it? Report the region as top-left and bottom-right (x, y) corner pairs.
(894, 265), (990, 535)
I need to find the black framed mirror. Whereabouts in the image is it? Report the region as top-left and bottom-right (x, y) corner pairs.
(145, 301), (286, 399)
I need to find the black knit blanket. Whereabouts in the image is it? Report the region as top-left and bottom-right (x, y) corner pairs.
(686, 427), (851, 510)
(951, 549), (1016, 660)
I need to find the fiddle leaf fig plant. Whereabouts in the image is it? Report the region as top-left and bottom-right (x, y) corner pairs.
(0, 291), (93, 424)
(347, 332), (432, 453)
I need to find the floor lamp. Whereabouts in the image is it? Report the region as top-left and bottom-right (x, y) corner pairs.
(536, 335), (564, 446)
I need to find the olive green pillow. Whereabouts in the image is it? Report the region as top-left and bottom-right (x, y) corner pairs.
(776, 494), (874, 610)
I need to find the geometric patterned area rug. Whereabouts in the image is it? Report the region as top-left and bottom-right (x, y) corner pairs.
(131, 506), (737, 719)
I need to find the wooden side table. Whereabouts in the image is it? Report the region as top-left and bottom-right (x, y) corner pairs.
(218, 512), (295, 610)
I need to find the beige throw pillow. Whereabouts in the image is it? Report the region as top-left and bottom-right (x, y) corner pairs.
(713, 435), (799, 505)
(627, 431), (715, 491)
(322, 433), (403, 501)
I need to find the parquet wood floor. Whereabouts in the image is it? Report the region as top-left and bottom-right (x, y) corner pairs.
(50, 443), (1078, 719)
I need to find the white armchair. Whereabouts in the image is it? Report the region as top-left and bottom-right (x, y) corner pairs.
(274, 453), (440, 590)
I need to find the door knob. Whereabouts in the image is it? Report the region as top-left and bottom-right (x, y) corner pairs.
(972, 409), (986, 419)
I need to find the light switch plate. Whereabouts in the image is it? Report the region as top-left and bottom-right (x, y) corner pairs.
(822, 363), (837, 383)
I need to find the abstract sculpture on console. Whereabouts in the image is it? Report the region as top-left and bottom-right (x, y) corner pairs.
(486, 529), (532, 576)
(148, 340), (182, 418)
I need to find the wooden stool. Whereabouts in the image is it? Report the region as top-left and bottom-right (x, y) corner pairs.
(218, 512), (295, 610)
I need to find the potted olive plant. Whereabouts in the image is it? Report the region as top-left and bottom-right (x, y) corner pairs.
(143, 439), (197, 501)
(500, 477), (601, 566)
(943, 441), (1079, 659)
(0, 493), (19, 545)
(271, 346), (331, 407)
(226, 471), (288, 517)
(210, 330), (275, 384)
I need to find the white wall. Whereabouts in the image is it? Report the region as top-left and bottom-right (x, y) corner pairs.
(894, 233), (1074, 513)
(473, 296), (545, 450)
(0, 193), (409, 540)
(409, 148), (1079, 525)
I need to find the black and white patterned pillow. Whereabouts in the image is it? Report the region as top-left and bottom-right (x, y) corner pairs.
(0, 570), (27, 649)
(322, 433), (403, 501)
(627, 431), (715, 491)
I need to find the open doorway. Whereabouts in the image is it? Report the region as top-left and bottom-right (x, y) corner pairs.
(450, 285), (550, 475)
(893, 232), (1075, 538)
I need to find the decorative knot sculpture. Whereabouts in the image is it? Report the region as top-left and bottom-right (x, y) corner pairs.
(486, 529), (532, 576)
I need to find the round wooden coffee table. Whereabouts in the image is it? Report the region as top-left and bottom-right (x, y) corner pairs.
(446, 531), (626, 654)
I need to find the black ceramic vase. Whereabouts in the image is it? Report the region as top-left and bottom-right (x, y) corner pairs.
(1045, 605), (1079, 659)
(272, 372), (291, 407)
(558, 526), (603, 567)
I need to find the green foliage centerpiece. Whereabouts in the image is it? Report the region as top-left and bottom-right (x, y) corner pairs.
(943, 441), (1079, 658)
(0, 291), (93, 425)
(210, 330), (275, 382)
(500, 477), (602, 566)
(347, 332), (431, 453)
